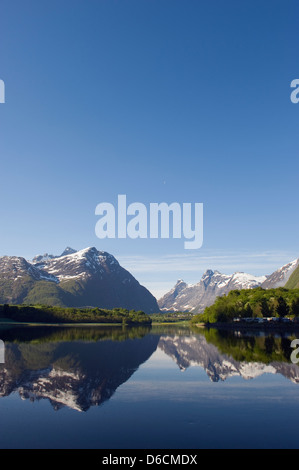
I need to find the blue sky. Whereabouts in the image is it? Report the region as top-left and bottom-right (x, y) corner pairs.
(0, 0), (298, 297)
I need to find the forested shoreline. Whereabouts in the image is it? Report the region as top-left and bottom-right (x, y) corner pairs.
(0, 303), (152, 325)
(191, 287), (299, 324)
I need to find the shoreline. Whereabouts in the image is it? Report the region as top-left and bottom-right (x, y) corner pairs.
(194, 321), (299, 332)
(0, 321), (150, 327)
(0, 319), (188, 327)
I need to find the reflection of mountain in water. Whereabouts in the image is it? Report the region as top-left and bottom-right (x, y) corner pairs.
(1, 326), (299, 413)
(0, 328), (159, 412)
(158, 333), (299, 383)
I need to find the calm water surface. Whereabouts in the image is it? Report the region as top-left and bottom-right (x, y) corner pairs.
(0, 324), (299, 449)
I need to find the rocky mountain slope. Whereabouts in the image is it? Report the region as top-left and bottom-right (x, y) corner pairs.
(158, 270), (267, 313)
(285, 263), (299, 289)
(32, 246), (77, 265)
(159, 257), (299, 313)
(261, 258), (299, 289)
(0, 247), (159, 313)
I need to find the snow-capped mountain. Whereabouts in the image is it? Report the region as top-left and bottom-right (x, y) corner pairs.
(0, 247), (159, 313)
(158, 269), (267, 313)
(60, 247), (77, 257)
(32, 253), (57, 264)
(0, 256), (58, 283)
(261, 258), (299, 289)
(39, 247), (121, 282)
(31, 246), (77, 266)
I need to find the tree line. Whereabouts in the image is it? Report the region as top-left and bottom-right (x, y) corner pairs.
(0, 303), (152, 325)
(191, 287), (299, 324)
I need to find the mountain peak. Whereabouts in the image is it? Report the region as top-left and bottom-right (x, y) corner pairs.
(173, 279), (188, 293)
(0, 255), (58, 284)
(202, 269), (214, 278)
(60, 247), (77, 257)
(60, 247), (120, 269)
(32, 253), (56, 264)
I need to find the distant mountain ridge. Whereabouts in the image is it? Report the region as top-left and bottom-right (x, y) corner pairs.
(32, 247), (77, 266)
(159, 257), (299, 313)
(158, 270), (267, 313)
(1, 247), (298, 315)
(0, 247), (159, 314)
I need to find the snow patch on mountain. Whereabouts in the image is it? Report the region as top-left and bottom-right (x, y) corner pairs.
(0, 256), (59, 283)
(159, 269), (267, 313)
(261, 258), (299, 289)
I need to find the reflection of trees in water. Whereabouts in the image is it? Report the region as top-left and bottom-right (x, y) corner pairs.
(265, 335), (275, 355)
(158, 328), (299, 383)
(280, 336), (293, 360)
(192, 326), (298, 364)
(0, 325), (152, 343)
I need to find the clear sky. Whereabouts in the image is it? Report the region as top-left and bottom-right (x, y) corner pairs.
(0, 0), (298, 298)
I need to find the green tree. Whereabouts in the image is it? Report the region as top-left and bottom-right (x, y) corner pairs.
(276, 296), (289, 318)
(260, 298), (270, 317)
(290, 299), (299, 316)
(244, 302), (253, 317)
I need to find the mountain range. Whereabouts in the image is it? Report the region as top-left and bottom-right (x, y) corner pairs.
(158, 257), (299, 313)
(0, 247), (159, 314)
(0, 246), (298, 315)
